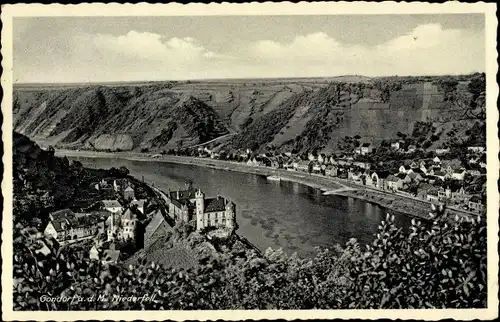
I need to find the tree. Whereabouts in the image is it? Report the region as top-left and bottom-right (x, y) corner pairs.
(119, 166), (130, 176)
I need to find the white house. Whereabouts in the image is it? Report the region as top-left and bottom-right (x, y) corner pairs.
(391, 142), (400, 150)
(398, 165), (413, 174)
(451, 169), (466, 181)
(317, 154), (325, 164)
(121, 209), (137, 240)
(385, 175), (403, 191)
(360, 143), (374, 155)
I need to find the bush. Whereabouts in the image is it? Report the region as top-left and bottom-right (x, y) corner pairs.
(13, 212), (486, 310)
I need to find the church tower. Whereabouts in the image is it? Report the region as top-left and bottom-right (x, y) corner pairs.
(195, 189), (205, 231)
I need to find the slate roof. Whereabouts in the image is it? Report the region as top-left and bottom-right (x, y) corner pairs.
(386, 175), (399, 182)
(50, 209), (76, 221)
(122, 208), (135, 220)
(102, 200), (122, 208)
(50, 210), (103, 232)
(204, 197), (227, 213)
(145, 211), (165, 236)
(361, 143), (372, 147)
(169, 189), (197, 201)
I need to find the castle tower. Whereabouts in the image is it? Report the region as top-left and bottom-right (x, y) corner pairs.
(195, 189), (205, 231)
(225, 201), (236, 230)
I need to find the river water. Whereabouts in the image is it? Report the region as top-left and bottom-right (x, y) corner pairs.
(73, 157), (412, 257)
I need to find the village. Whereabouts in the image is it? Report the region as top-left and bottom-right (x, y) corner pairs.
(166, 139), (487, 216)
(40, 177), (237, 266)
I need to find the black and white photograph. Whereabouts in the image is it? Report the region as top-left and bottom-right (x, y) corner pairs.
(1, 2), (498, 320)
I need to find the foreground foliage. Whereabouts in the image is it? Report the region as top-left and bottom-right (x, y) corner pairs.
(13, 214), (486, 310)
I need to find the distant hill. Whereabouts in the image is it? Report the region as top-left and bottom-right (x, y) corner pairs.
(13, 74), (485, 153)
(228, 74), (486, 153)
(14, 85), (229, 151)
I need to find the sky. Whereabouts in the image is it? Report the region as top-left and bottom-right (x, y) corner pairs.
(13, 14), (485, 83)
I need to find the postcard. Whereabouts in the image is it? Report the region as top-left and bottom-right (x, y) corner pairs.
(1, 2), (498, 321)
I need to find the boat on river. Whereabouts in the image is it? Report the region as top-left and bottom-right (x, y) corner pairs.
(267, 175), (281, 181)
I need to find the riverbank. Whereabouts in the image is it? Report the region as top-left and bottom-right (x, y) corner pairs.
(57, 149), (476, 220)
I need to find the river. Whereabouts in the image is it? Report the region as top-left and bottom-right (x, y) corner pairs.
(72, 156), (412, 257)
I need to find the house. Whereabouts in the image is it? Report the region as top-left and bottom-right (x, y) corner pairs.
(391, 142), (400, 150)
(468, 195), (486, 214)
(168, 184), (236, 232)
(295, 160), (311, 173)
(101, 200), (123, 214)
(194, 190), (236, 232)
(405, 171), (423, 183)
(130, 199), (146, 214)
(123, 186), (135, 201)
(441, 159), (464, 174)
(432, 171), (448, 181)
(44, 209), (105, 245)
(270, 158), (281, 169)
(89, 241), (119, 264)
(451, 169), (466, 181)
(246, 157), (263, 167)
(385, 175), (403, 191)
(426, 189), (440, 203)
(409, 161), (419, 169)
(348, 171), (364, 184)
(437, 187), (450, 201)
(312, 164), (322, 173)
(308, 153), (316, 161)
(451, 186), (469, 203)
(120, 208), (137, 240)
(360, 143), (374, 155)
(371, 171), (391, 190)
(325, 165), (338, 177)
(364, 171), (373, 186)
(416, 183), (434, 200)
(398, 165), (413, 174)
(317, 154), (326, 164)
(433, 156), (441, 164)
(354, 161), (370, 169)
(435, 148), (450, 155)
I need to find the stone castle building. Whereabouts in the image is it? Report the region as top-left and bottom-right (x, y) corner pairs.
(167, 183), (236, 232)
